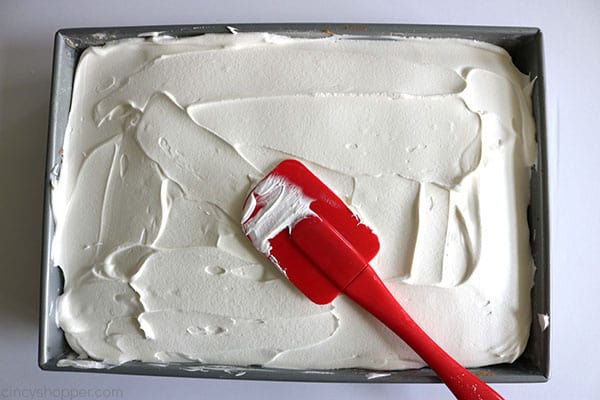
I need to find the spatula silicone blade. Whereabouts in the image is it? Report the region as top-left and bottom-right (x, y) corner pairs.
(241, 159), (504, 400)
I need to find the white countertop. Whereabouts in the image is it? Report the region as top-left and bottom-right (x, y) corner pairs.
(0, 1), (597, 399)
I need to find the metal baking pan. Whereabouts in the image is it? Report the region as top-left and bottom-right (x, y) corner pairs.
(39, 23), (549, 383)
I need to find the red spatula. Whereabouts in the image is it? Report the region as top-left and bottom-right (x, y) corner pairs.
(241, 159), (504, 400)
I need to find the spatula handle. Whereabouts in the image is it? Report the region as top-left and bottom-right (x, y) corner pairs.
(345, 269), (504, 400)
(290, 215), (503, 399)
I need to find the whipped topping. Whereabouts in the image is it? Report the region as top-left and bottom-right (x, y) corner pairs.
(53, 33), (536, 369)
(241, 175), (316, 257)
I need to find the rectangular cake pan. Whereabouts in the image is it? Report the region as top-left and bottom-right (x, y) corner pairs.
(39, 23), (549, 383)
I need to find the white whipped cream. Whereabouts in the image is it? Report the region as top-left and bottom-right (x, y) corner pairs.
(53, 33), (536, 369)
(241, 175), (315, 257)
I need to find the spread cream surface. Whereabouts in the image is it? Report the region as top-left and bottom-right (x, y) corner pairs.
(53, 33), (536, 369)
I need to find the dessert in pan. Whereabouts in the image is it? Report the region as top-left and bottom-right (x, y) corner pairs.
(51, 31), (536, 379)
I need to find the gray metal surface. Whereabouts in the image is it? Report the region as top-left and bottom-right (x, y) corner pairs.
(39, 23), (549, 383)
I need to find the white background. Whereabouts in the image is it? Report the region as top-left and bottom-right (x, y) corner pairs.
(0, 1), (598, 399)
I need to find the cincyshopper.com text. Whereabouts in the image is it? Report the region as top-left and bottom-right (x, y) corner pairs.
(1, 386), (123, 400)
